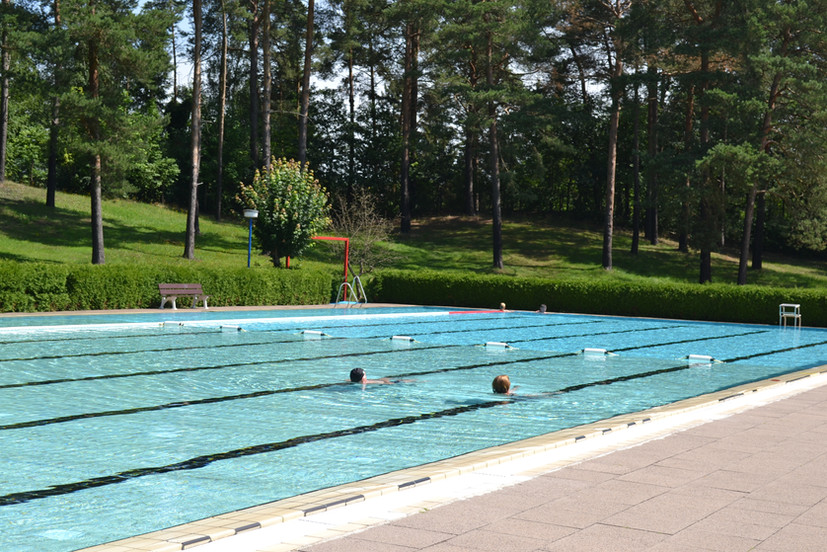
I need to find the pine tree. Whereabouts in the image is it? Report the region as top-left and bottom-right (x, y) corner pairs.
(62, 0), (172, 264)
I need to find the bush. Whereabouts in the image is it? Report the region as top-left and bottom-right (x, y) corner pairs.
(237, 158), (331, 267)
(0, 260), (336, 312)
(369, 269), (827, 327)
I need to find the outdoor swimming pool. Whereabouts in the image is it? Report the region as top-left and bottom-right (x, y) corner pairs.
(1, 306), (826, 552)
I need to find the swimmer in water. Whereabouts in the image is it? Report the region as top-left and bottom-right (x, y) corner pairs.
(349, 368), (394, 386)
(492, 374), (515, 395)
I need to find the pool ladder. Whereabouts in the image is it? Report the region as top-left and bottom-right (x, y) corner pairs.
(334, 275), (366, 307)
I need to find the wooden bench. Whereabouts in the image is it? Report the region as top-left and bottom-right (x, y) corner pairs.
(158, 283), (210, 310)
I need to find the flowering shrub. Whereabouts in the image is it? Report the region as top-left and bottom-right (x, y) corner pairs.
(237, 158), (331, 267)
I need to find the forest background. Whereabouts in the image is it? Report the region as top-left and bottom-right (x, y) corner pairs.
(1, 0), (826, 286)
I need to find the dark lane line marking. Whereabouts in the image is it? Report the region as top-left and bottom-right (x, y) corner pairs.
(0, 317), (590, 363)
(0, 357), (703, 507)
(0, 336), (335, 363)
(396, 320), (602, 340)
(507, 324), (681, 345)
(0, 352), (560, 430)
(0, 399), (512, 506)
(0, 328), (224, 346)
(723, 338), (827, 363)
(612, 329), (770, 352)
(0, 344), (460, 390)
(0, 313), (549, 346)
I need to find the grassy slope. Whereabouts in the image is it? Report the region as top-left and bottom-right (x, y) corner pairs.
(1, 181), (266, 267)
(1, 181), (825, 288)
(389, 216), (826, 287)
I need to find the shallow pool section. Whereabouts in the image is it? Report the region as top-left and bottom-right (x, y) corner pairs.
(1, 308), (825, 552)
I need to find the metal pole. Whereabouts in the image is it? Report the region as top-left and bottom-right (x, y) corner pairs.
(247, 218), (253, 268)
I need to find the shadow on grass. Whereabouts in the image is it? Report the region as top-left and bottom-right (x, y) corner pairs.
(392, 215), (825, 287)
(1, 196), (243, 261)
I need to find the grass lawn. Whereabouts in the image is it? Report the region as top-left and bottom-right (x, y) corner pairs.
(1, 181), (825, 288)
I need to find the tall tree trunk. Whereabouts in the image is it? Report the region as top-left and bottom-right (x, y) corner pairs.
(346, 46), (355, 200)
(699, 247), (711, 283)
(602, 55), (623, 270)
(739, 70), (783, 285)
(46, 97), (59, 206)
(170, 0), (178, 103)
(463, 125), (477, 216)
(216, 0), (228, 220)
(699, 49), (712, 283)
(645, 65), (658, 244)
(87, 8), (104, 265)
(487, 29), (502, 270)
(679, 84), (695, 253)
(184, 0), (202, 260)
(91, 153), (104, 265)
(0, 0), (10, 184)
(261, 0), (271, 167)
(400, 21), (416, 234)
(464, 49), (479, 216)
(46, 0), (61, 207)
(752, 192), (765, 269)
(248, 2), (261, 169)
(369, 42), (377, 139)
(298, 0), (314, 167)
(631, 80), (640, 255)
(568, 42), (589, 108)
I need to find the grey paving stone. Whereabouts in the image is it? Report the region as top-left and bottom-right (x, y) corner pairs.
(300, 536), (416, 552)
(754, 522), (827, 551)
(441, 528), (545, 551)
(655, 528), (761, 552)
(541, 523), (665, 552)
(603, 493), (728, 534)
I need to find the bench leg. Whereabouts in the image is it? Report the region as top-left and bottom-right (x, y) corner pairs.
(159, 296), (178, 310)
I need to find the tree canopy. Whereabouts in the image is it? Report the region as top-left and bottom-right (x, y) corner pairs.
(2, 0), (826, 281)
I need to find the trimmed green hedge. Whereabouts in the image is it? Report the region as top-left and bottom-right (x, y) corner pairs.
(3, 261), (824, 327)
(0, 260), (335, 312)
(369, 270), (827, 327)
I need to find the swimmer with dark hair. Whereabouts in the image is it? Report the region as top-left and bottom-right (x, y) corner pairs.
(349, 368), (394, 385)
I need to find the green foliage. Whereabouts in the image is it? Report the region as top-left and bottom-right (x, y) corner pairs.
(0, 261), (73, 311)
(369, 269), (827, 327)
(237, 158), (331, 267)
(0, 260), (335, 312)
(329, 188), (398, 275)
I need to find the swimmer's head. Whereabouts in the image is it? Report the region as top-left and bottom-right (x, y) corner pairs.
(349, 368), (366, 383)
(492, 374), (511, 394)
(499, 302), (506, 311)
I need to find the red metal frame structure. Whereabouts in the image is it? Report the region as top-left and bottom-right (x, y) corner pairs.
(285, 237), (349, 282)
(312, 236), (350, 282)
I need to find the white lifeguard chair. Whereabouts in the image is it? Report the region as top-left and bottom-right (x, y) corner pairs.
(779, 303), (801, 328)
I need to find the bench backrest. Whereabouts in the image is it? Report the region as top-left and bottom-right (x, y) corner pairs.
(158, 283), (204, 295)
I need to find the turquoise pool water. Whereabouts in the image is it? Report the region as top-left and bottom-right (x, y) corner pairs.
(0, 307), (825, 551)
